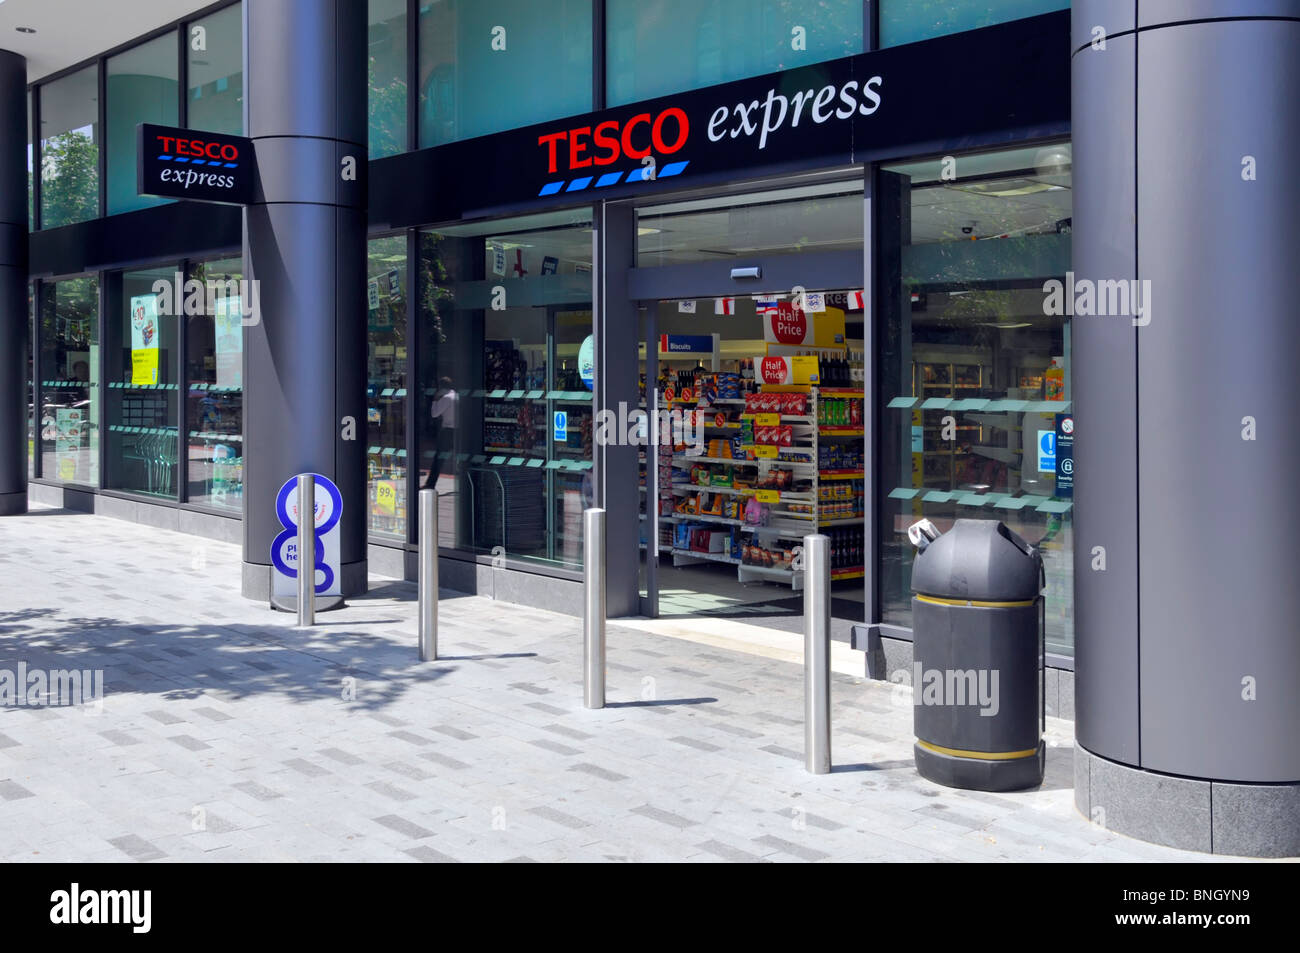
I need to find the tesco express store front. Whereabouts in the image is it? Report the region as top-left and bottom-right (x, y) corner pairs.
(370, 10), (1075, 696)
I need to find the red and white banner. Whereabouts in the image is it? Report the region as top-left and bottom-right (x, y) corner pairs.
(714, 297), (734, 315)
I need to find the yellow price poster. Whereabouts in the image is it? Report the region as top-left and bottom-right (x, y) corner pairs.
(753, 445), (779, 458)
(753, 489), (780, 503)
(373, 480), (397, 516)
(751, 413), (780, 426)
(130, 294), (160, 386)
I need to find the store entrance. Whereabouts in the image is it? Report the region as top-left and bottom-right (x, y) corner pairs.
(637, 288), (867, 631)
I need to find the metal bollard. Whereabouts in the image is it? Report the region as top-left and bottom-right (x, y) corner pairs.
(297, 474), (316, 628)
(583, 508), (606, 709)
(418, 488), (438, 661)
(804, 533), (831, 774)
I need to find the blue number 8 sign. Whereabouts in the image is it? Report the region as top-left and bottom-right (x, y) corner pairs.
(270, 474), (342, 594)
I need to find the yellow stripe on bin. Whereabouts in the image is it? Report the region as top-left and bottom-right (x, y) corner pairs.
(915, 594), (1036, 609)
(917, 740), (1039, 761)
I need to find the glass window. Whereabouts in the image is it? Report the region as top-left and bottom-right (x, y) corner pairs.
(27, 91), (33, 228)
(27, 286), (35, 478)
(187, 3), (244, 136)
(186, 257), (245, 511)
(418, 0), (592, 148)
(637, 180), (865, 267)
(107, 34), (179, 215)
(106, 266), (180, 498)
(367, 235), (408, 540)
(39, 66), (100, 228)
(39, 275), (99, 484)
(880, 0), (1069, 48)
(878, 143), (1074, 655)
(607, 0), (862, 106)
(369, 0), (408, 157)
(419, 210), (594, 569)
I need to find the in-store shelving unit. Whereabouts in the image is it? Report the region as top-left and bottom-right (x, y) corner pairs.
(666, 385), (865, 591)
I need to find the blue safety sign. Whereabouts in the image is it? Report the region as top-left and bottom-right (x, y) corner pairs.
(1037, 430), (1056, 474)
(554, 411), (567, 442)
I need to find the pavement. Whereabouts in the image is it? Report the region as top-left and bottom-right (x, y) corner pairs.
(0, 504), (1228, 862)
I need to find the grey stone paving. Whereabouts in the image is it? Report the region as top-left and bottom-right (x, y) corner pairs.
(0, 505), (1234, 863)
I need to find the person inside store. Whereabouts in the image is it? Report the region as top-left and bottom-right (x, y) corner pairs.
(422, 376), (457, 490)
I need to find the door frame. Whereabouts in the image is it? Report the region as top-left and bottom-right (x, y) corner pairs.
(630, 248), (867, 619)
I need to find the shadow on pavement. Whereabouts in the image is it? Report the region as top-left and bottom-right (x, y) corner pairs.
(0, 606), (526, 713)
(606, 697), (718, 708)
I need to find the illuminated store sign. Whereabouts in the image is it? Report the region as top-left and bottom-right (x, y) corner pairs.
(374, 12), (1069, 225)
(137, 123), (256, 205)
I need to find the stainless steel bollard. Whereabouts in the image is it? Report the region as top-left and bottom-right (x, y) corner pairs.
(297, 474), (316, 628)
(804, 533), (831, 774)
(583, 508), (606, 709)
(418, 488), (438, 661)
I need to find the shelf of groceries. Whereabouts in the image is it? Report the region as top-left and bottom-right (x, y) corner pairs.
(644, 357), (866, 591)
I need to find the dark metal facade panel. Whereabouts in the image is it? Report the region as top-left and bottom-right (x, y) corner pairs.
(1139, 0), (1300, 28)
(1135, 18), (1300, 782)
(1070, 31), (1141, 766)
(1071, 0), (1138, 51)
(0, 50), (27, 504)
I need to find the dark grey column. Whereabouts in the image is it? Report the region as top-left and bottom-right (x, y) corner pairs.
(241, 0), (368, 598)
(0, 51), (27, 516)
(593, 201), (639, 618)
(1073, 0), (1300, 856)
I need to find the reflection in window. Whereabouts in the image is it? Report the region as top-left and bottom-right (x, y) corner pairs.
(26, 286), (34, 478)
(187, 257), (245, 510)
(418, 211), (594, 569)
(418, 0), (591, 148)
(607, 0), (862, 106)
(367, 235), (408, 539)
(188, 3), (244, 136)
(637, 181), (865, 267)
(878, 144), (1075, 655)
(26, 91), (33, 228)
(39, 276), (99, 484)
(107, 34), (178, 215)
(368, 0), (407, 157)
(39, 66), (100, 228)
(106, 266), (179, 498)
(880, 0), (1068, 48)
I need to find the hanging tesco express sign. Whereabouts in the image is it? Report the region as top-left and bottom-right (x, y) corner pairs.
(137, 123), (255, 205)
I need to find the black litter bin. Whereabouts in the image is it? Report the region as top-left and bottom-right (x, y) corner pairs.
(909, 519), (1045, 791)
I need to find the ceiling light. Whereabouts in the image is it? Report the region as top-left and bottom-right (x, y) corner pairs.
(16, 27), (37, 34)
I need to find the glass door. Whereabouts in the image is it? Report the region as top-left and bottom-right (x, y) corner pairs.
(637, 288), (867, 624)
(630, 180), (866, 625)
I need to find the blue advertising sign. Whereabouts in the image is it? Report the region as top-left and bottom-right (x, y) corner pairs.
(271, 474), (343, 599)
(659, 334), (714, 354)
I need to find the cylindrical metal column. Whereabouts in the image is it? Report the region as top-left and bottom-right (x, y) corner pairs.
(0, 50), (28, 516)
(804, 534), (831, 774)
(1072, 0), (1300, 856)
(240, 0), (368, 600)
(296, 474), (315, 627)
(418, 488), (438, 661)
(583, 508), (606, 709)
